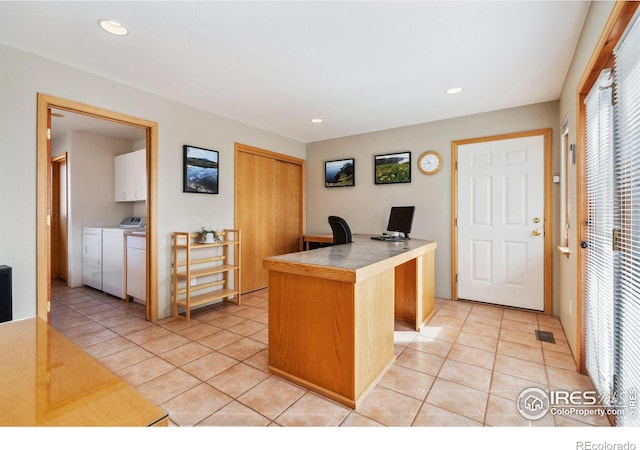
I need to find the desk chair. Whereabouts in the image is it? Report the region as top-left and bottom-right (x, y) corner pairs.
(328, 216), (353, 245)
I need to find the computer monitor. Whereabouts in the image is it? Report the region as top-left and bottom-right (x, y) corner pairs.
(387, 206), (415, 240)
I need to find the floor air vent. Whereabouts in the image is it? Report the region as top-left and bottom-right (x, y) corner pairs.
(535, 330), (555, 344)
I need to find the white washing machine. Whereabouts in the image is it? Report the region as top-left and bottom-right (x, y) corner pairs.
(82, 217), (145, 299)
(82, 227), (103, 290)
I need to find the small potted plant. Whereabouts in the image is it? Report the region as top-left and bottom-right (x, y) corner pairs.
(200, 227), (220, 243)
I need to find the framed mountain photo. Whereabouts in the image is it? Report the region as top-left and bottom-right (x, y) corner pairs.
(325, 158), (355, 188)
(183, 145), (219, 194)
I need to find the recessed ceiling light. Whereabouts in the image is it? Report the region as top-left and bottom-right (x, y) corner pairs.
(445, 87), (464, 95)
(98, 19), (129, 36)
(311, 118), (323, 124)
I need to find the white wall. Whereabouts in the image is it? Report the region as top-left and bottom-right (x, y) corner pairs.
(52, 131), (143, 288)
(306, 102), (560, 305)
(0, 43), (305, 320)
(66, 131), (136, 287)
(556, 1), (614, 357)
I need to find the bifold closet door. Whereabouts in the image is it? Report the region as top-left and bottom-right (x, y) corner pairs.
(235, 145), (304, 294)
(274, 159), (303, 257)
(236, 150), (276, 293)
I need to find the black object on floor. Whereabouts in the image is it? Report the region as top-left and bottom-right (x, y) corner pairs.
(0, 265), (12, 323)
(535, 329), (555, 343)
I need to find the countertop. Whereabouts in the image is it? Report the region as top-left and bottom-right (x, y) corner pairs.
(124, 229), (146, 236)
(263, 234), (437, 282)
(0, 318), (168, 426)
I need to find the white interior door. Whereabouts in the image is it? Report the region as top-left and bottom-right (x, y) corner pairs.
(457, 135), (545, 310)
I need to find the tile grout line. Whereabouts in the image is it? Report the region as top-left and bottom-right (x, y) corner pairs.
(51, 282), (601, 427)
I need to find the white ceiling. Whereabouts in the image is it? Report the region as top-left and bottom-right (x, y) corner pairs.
(50, 108), (147, 142)
(0, 1), (591, 143)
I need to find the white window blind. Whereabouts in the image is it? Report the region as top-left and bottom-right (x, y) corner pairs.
(584, 8), (640, 426)
(584, 68), (616, 408)
(612, 9), (640, 426)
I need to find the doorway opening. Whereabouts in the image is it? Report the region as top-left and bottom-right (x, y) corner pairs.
(51, 153), (68, 283)
(36, 93), (159, 322)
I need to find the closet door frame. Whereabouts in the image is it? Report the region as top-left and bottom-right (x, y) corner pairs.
(234, 143), (305, 293)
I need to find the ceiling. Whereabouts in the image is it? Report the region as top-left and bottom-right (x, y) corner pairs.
(50, 109), (147, 142)
(0, 1), (591, 143)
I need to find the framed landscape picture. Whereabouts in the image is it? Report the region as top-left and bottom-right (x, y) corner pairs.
(374, 151), (411, 184)
(183, 145), (219, 194)
(325, 158), (355, 187)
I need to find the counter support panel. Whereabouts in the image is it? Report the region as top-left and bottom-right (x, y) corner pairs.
(264, 236), (436, 408)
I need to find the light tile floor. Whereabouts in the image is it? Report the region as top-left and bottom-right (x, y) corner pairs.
(50, 280), (610, 427)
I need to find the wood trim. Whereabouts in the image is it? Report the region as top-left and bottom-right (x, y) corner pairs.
(234, 142), (305, 166)
(576, 2), (639, 98)
(576, 89), (588, 374)
(543, 128), (553, 314)
(451, 129), (553, 314)
(51, 153), (68, 283)
(450, 142), (458, 301)
(451, 128), (552, 147)
(561, 125), (571, 248)
(146, 124), (158, 321)
(36, 93), (159, 322)
(575, 1), (639, 375)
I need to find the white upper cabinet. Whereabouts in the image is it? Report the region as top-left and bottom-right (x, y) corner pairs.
(115, 149), (147, 202)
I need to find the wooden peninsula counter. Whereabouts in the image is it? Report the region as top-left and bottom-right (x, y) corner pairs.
(263, 235), (436, 408)
(0, 318), (168, 426)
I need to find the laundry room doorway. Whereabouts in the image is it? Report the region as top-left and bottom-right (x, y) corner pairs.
(36, 93), (159, 322)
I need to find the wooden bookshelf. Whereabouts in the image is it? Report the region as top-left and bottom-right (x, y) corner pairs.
(172, 229), (241, 321)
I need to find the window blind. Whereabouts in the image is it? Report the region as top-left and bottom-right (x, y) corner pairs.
(613, 9), (640, 426)
(584, 68), (616, 408)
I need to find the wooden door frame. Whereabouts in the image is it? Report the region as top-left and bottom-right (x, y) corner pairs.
(451, 128), (553, 314)
(51, 152), (68, 282)
(575, 1), (639, 374)
(36, 93), (159, 322)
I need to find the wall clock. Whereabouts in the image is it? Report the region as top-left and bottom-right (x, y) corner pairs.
(417, 151), (442, 175)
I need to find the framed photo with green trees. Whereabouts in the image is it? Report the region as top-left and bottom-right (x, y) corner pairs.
(374, 151), (411, 184)
(325, 158), (355, 187)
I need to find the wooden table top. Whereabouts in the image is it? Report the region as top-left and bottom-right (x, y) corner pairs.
(264, 235), (437, 282)
(0, 317), (168, 426)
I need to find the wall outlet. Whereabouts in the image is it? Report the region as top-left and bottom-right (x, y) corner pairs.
(191, 277), (197, 286)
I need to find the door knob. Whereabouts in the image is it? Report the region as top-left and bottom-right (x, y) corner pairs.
(532, 229), (541, 236)
(533, 217), (540, 223)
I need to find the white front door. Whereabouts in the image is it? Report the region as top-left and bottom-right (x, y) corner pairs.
(457, 135), (545, 310)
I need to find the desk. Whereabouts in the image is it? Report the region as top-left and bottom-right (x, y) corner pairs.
(303, 233), (334, 250)
(263, 235), (436, 408)
(0, 318), (168, 426)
